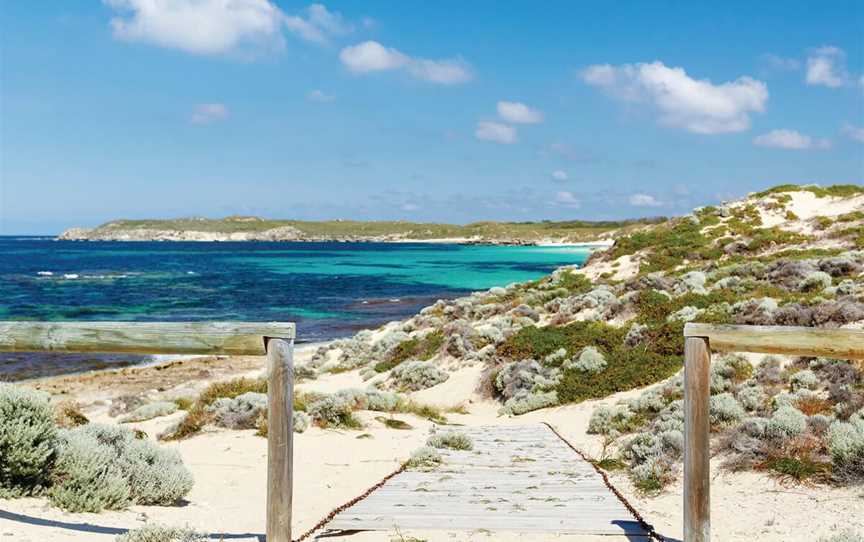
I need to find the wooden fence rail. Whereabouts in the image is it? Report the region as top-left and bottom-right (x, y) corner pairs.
(682, 323), (864, 542)
(0, 321), (296, 542)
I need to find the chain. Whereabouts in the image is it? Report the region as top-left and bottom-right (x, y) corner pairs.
(292, 461), (409, 542)
(542, 421), (667, 542)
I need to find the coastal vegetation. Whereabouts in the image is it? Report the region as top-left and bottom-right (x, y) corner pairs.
(0, 383), (193, 512)
(2, 183), (862, 530)
(57, 215), (665, 243)
(293, 183), (864, 492)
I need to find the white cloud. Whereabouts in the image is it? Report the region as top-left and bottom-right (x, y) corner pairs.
(104, 0), (286, 55)
(580, 61), (768, 134)
(550, 170), (568, 181)
(474, 121), (517, 144)
(401, 202), (419, 212)
(407, 58), (472, 85)
(190, 103), (229, 124)
(629, 193), (662, 207)
(284, 3), (350, 44)
(105, 1), (353, 55)
(759, 53), (800, 72)
(552, 191), (581, 209)
(497, 101), (543, 124)
(339, 40), (471, 84)
(753, 129), (830, 150)
(339, 41), (407, 73)
(843, 124), (864, 143)
(806, 46), (848, 88)
(306, 89), (335, 102)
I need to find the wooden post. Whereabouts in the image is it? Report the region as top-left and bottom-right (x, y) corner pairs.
(684, 337), (711, 542)
(266, 337), (294, 542)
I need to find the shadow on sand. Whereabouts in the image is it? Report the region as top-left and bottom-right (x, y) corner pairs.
(0, 509), (264, 541)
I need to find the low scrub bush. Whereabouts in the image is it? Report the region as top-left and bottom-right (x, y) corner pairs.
(427, 431), (473, 451)
(116, 524), (206, 542)
(206, 392), (267, 430)
(121, 401), (178, 423)
(407, 446), (442, 469)
(500, 390), (558, 415)
(307, 394), (363, 429)
(374, 331), (444, 373)
(390, 361), (449, 391)
(818, 531), (864, 542)
(566, 346), (607, 374)
(0, 383), (58, 497)
(50, 424), (193, 512)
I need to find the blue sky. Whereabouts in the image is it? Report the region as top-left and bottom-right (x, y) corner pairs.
(1, 1), (862, 234)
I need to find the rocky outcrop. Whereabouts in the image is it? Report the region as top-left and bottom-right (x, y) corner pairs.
(58, 225), (306, 242)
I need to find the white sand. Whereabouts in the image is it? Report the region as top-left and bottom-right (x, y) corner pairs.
(5, 358), (861, 541)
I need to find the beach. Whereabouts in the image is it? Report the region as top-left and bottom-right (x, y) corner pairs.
(6, 342), (863, 541)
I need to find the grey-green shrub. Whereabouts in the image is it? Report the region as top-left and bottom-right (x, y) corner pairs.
(790, 370), (818, 391)
(121, 401), (179, 423)
(709, 393), (745, 426)
(588, 404), (635, 436)
(827, 418), (864, 463)
(50, 424), (193, 512)
(427, 431), (473, 451)
(390, 361), (449, 391)
(818, 530), (864, 542)
(407, 446), (442, 468)
(293, 411), (311, 433)
(766, 406), (807, 440)
(500, 390), (558, 416)
(737, 385), (766, 411)
(565, 346), (607, 374)
(116, 524), (206, 542)
(710, 354), (751, 393)
(0, 383), (58, 497)
(206, 392), (267, 429)
(49, 427), (131, 512)
(307, 394), (358, 428)
(495, 359), (561, 400)
(365, 390), (400, 411)
(799, 271), (832, 292)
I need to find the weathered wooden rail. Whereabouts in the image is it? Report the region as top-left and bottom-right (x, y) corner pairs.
(0, 321), (297, 542)
(682, 323), (864, 542)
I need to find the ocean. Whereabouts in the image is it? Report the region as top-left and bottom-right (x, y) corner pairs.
(0, 237), (592, 380)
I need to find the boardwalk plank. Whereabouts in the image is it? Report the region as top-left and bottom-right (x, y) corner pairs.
(324, 424), (647, 537)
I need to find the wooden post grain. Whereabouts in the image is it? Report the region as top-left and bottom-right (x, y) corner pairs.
(266, 337), (294, 542)
(684, 336), (711, 542)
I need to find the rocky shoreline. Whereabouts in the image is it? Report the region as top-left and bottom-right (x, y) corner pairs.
(56, 226), (613, 246)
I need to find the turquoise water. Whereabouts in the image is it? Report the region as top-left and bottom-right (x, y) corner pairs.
(1, 238), (592, 342)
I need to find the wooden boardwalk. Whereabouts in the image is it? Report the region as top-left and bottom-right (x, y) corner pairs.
(325, 425), (649, 537)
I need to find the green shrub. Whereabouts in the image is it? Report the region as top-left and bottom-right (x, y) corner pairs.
(374, 331), (445, 372)
(116, 524), (206, 542)
(50, 424), (193, 512)
(0, 383), (58, 497)
(556, 347), (682, 405)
